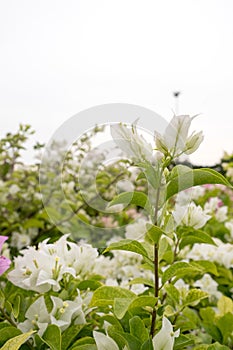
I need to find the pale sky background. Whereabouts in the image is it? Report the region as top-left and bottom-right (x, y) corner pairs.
(0, 0), (233, 165)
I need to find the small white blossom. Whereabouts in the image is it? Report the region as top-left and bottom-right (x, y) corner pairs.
(18, 295), (85, 336)
(93, 331), (119, 350)
(11, 232), (31, 250)
(194, 274), (222, 300)
(111, 121), (154, 163)
(125, 218), (148, 241)
(152, 316), (180, 350)
(204, 197), (228, 222)
(173, 202), (211, 229)
(8, 235), (98, 292)
(186, 240), (233, 269)
(9, 184), (20, 195)
(155, 115), (203, 158)
(175, 186), (206, 206)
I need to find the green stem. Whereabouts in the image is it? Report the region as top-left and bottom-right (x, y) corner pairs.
(150, 171), (162, 337)
(150, 243), (159, 337)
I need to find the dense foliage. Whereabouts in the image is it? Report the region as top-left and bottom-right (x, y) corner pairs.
(0, 118), (233, 349)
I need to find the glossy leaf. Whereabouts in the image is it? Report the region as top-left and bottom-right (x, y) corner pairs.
(0, 330), (35, 350)
(162, 262), (202, 284)
(166, 167), (232, 200)
(104, 239), (149, 259)
(109, 191), (151, 213)
(90, 286), (135, 307)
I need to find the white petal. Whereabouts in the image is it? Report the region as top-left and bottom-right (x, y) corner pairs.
(93, 331), (119, 350)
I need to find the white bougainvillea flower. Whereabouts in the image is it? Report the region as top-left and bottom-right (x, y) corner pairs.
(111, 121), (154, 163)
(18, 295), (85, 337)
(93, 331), (120, 350)
(8, 234), (98, 293)
(204, 197), (228, 222)
(152, 316), (180, 350)
(125, 218), (148, 241)
(173, 202), (211, 229)
(155, 115), (204, 158)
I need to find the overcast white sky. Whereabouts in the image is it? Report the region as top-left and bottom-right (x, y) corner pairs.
(1, 0), (233, 165)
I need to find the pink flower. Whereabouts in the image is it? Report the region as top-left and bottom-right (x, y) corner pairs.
(0, 236), (11, 275)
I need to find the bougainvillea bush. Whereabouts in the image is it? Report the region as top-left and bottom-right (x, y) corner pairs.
(0, 116), (233, 349)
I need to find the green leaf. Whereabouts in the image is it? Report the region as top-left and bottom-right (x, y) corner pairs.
(207, 343), (230, 350)
(165, 283), (180, 304)
(0, 328), (22, 347)
(166, 167), (232, 200)
(44, 294), (53, 313)
(77, 280), (102, 291)
(113, 298), (132, 319)
(109, 191), (151, 213)
(99, 315), (123, 331)
(114, 296), (157, 319)
(90, 286), (136, 307)
(130, 316), (149, 343)
(70, 337), (95, 348)
(162, 262), (202, 284)
(103, 239), (149, 259)
(179, 229), (216, 249)
(174, 334), (194, 349)
(61, 325), (86, 350)
(12, 295), (20, 319)
(158, 237), (174, 264)
(217, 296), (233, 315)
(108, 330), (141, 350)
(200, 307), (222, 343)
(216, 313), (233, 344)
(0, 330), (35, 350)
(183, 288), (209, 307)
(145, 224), (165, 245)
(23, 218), (44, 229)
(140, 339), (154, 350)
(140, 163), (160, 189)
(41, 324), (61, 350)
(190, 261), (219, 276)
(71, 345), (97, 350)
(128, 277), (154, 288)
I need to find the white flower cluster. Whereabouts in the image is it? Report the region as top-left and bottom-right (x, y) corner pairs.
(18, 294), (85, 337)
(155, 115), (204, 158)
(8, 234), (98, 293)
(204, 197), (228, 222)
(175, 186), (206, 206)
(194, 274), (222, 300)
(185, 239), (233, 269)
(173, 202), (211, 229)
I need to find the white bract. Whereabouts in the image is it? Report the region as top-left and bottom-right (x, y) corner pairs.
(11, 232), (31, 250)
(8, 235), (98, 292)
(204, 197), (228, 222)
(152, 316), (180, 350)
(18, 295), (85, 336)
(111, 121), (154, 163)
(155, 115), (203, 158)
(194, 274), (222, 299)
(125, 218), (148, 241)
(175, 186), (206, 206)
(93, 331), (120, 350)
(186, 239), (233, 269)
(173, 202), (211, 229)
